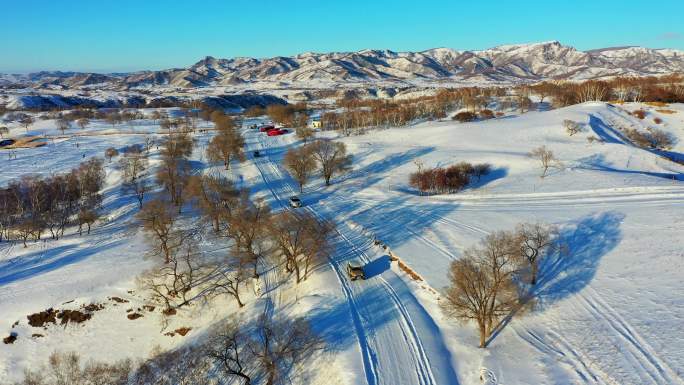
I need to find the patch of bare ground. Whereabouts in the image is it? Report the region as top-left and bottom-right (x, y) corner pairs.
(127, 313), (143, 320)
(165, 327), (192, 337)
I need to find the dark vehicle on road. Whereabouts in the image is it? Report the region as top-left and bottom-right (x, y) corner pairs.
(347, 263), (366, 280)
(289, 196), (302, 208)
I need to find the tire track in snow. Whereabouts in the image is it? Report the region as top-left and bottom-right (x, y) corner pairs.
(574, 287), (684, 385)
(247, 132), (379, 385)
(514, 327), (620, 385)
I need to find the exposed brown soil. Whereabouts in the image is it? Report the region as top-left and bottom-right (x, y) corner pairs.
(109, 296), (129, 303)
(27, 309), (57, 327)
(57, 310), (91, 325)
(162, 308), (177, 316)
(127, 313), (143, 320)
(82, 303), (104, 312)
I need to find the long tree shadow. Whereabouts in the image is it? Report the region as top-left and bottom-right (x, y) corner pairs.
(486, 211), (624, 346)
(577, 154), (684, 181)
(0, 238), (126, 286)
(588, 114), (631, 145)
(534, 211), (624, 305)
(589, 114), (684, 175)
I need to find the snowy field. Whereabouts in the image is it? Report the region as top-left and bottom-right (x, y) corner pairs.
(1, 102), (684, 385)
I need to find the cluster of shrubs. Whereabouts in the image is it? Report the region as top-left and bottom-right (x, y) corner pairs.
(452, 111), (476, 122)
(409, 162), (491, 194)
(623, 127), (675, 150)
(451, 109), (497, 123)
(631, 109), (647, 119)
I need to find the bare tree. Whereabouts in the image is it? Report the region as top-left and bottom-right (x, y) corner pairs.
(225, 196), (272, 278)
(295, 126), (314, 143)
(76, 118), (90, 130)
(104, 147), (119, 162)
(20, 115), (34, 133)
(137, 199), (177, 263)
(270, 211), (332, 283)
(309, 140), (352, 186)
(208, 254), (250, 307)
(575, 81), (609, 103)
(56, 117), (71, 134)
(157, 133), (193, 210)
(77, 208), (98, 235)
(516, 86), (533, 113)
(207, 315), (324, 385)
(208, 320), (253, 385)
(206, 128), (246, 169)
(249, 315), (325, 385)
(563, 119), (584, 136)
(442, 231), (520, 348)
(514, 223), (555, 285)
(188, 174), (239, 232)
(18, 351), (131, 385)
(528, 145), (560, 178)
(284, 146), (317, 192)
(141, 237), (202, 310)
(119, 147), (150, 208)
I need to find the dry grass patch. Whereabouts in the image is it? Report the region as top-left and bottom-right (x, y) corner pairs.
(656, 109), (677, 114)
(645, 101), (669, 107)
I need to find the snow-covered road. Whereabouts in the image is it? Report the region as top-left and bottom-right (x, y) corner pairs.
(246, 127), (461, 385)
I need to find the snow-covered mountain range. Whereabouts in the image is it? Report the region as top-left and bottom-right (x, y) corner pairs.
(3, 41), (684, 89)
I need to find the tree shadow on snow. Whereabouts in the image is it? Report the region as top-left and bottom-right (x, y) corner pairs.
(588, 114), (630, 144)
(577, 153), (683, 181)
(534, 211), (624, 305)
(0, 238), (126, 286)
(487, 211), (623, 347)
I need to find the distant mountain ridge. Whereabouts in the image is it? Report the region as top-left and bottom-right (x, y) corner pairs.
(3, 41), (684, 89)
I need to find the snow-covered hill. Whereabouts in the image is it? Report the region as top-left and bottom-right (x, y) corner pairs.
(4, 41), (684, 89)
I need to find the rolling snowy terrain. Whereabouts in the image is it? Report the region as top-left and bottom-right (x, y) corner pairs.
(1, 100), (683, 384)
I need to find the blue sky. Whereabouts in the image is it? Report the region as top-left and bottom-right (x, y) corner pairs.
(2, 0), (683, 73)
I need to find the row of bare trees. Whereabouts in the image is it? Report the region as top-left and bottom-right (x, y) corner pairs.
(0, 158), (105, 246)
(137, 173), (333, 310)
(319, 87), (517, 135)
(284, 139), (352, 191)
(529, 74), (684, 107)
(442, 223), (556, 347)
(311, 74), (684, 136)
